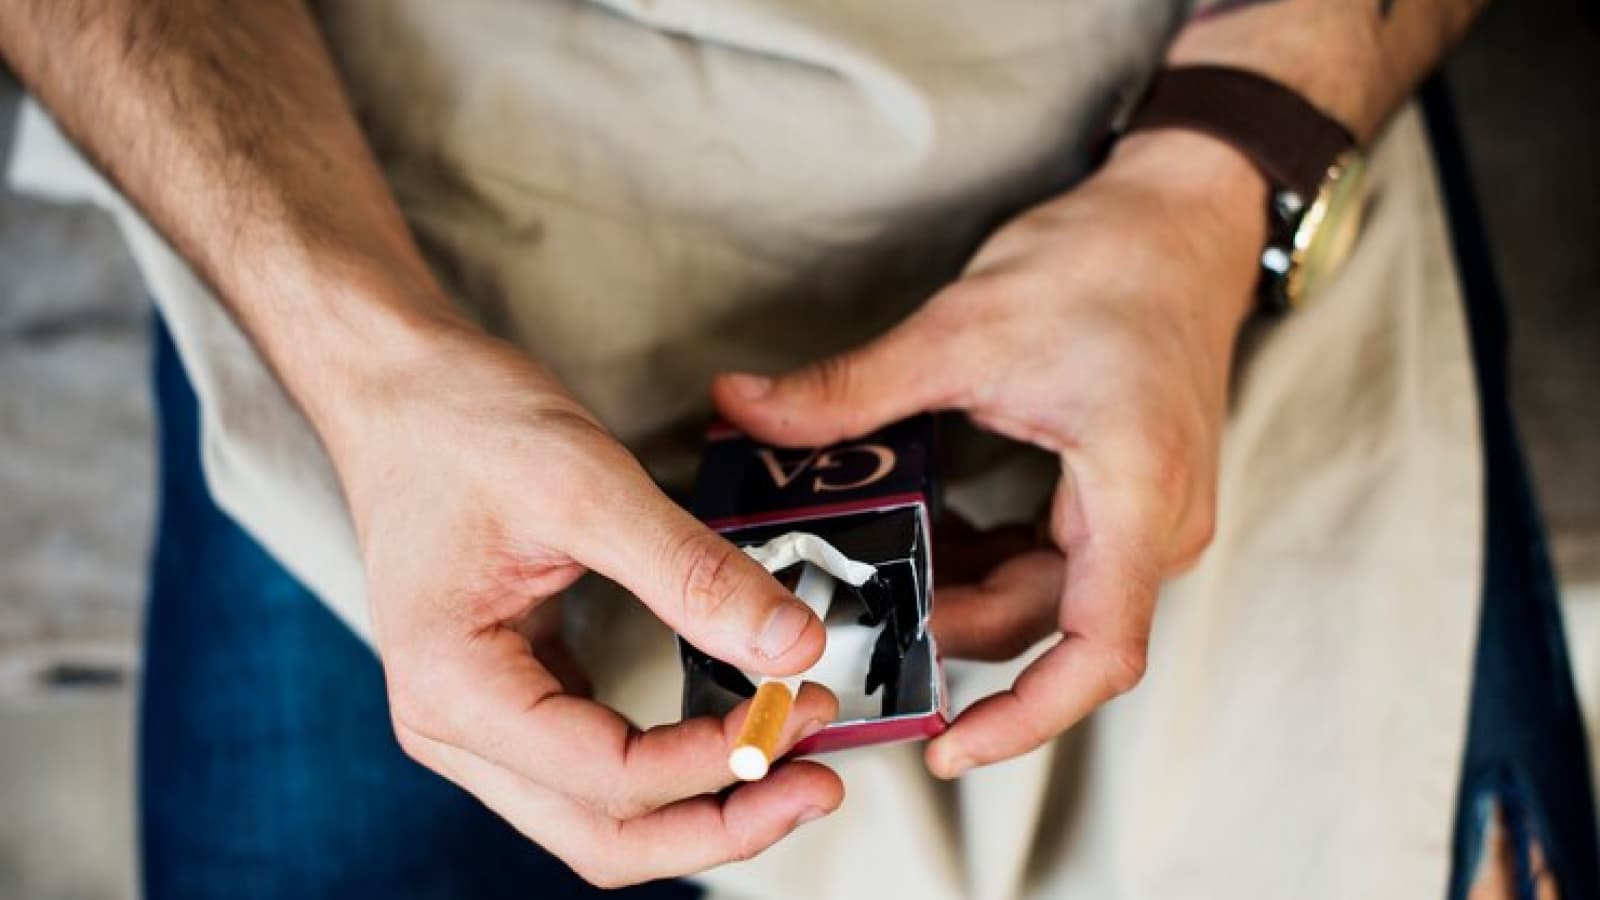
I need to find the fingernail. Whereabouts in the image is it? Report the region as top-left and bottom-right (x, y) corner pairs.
(726, 373), (772, 400)
(798, 718), (827, 741)
(756, 602), (811, 661)
(794, 806), (830, 827)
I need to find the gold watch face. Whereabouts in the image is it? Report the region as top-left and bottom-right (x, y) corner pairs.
(1285, 150), (1368, 307)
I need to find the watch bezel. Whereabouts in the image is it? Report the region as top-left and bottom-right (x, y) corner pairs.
(1274, 148), (1366, 310)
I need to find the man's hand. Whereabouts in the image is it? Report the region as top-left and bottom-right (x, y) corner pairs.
(321, 321), (842, 886)
(0, 0), (851, 882)
(712, 130), (1266, 779)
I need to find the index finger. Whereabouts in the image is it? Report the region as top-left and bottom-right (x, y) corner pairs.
(392, 624), (839, 819)
(408, 726), (844, 888)
(924, 469), (1165, 778)
(563, 459), (828, 678)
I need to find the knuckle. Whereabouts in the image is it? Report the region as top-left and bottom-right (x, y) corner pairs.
(671, 531), (745, 625)
(800, 353), (858, 405)
(1192, 506), (1217, 550)
(729, 830), (764, 864)
(388, 679), (448, 743)
(1103, 642), (1149, 696)
(391, 721), (428, 763)
(1000, 686), (1054, 753)
(566, 828), (639, 889)
(595, 786), (652, 822)
(1174, 508), (1217, 567)
(1171, 493), (1216, 570)
(1142, 431), (1193, 509)
(571, 858), (629, 891)
(1114, 408), (1192, 504)
(1021, 719), (1054, 755)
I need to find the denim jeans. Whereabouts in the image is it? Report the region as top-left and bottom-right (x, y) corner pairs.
(1422, 80), (1599, 899)
(138, 89), (1597, 899)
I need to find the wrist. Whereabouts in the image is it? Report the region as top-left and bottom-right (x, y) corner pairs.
(231, 249), (480, 452)
(1098, 128), (1267, 334)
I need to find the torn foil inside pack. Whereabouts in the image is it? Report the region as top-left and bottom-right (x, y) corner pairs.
(680, 416), (946, 754)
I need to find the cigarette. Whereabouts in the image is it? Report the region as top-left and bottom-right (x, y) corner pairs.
(729, 680), (795, 781)
(728, 561), (836, 781)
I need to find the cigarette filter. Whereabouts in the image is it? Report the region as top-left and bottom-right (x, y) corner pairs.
(729, 680), (795, 781)
(684, 415), (945, 762)
(727, 556), (842, 780)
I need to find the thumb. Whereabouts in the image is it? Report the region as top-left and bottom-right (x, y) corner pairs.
(569, 469), (826, 677)
(712, 314), (956, 447)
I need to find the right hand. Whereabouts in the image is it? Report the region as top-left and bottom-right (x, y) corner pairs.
(316, 319), (843, 887)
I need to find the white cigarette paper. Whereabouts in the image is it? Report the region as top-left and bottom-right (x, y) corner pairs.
(729, 532), (878, 780)
(742, 531), (877, 589)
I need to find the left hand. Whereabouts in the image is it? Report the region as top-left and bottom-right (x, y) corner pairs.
(712, 130), (1266, 779)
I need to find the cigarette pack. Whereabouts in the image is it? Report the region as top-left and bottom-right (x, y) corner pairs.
(681, 415), (947, 757)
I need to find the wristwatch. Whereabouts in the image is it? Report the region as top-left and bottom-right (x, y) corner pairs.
(1123, 65), (1367, 312)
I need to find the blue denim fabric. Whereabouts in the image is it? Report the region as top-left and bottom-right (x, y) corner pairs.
(1424, 81), (1600, 900)
(138, 322), (698, 899)
(1445, 377), (1600, 899)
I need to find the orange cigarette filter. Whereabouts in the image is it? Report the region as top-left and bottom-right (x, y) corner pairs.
(729, 680), (795, 781)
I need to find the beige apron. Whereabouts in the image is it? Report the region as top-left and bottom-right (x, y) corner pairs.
(9, 0), (1481, 895)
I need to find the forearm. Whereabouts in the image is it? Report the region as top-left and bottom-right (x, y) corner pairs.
(1089, 0), (1487, 334)
(0, 0), (459, 436)
(1175, 0), (1490, 141)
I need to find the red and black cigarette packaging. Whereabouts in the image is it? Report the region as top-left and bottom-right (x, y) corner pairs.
(680, 414), (947, 756)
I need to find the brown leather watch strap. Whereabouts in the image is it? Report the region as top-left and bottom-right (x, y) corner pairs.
(1125, 65), (1354, 200)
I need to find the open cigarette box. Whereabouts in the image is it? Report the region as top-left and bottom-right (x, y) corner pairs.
(680, 415), (947, 757)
